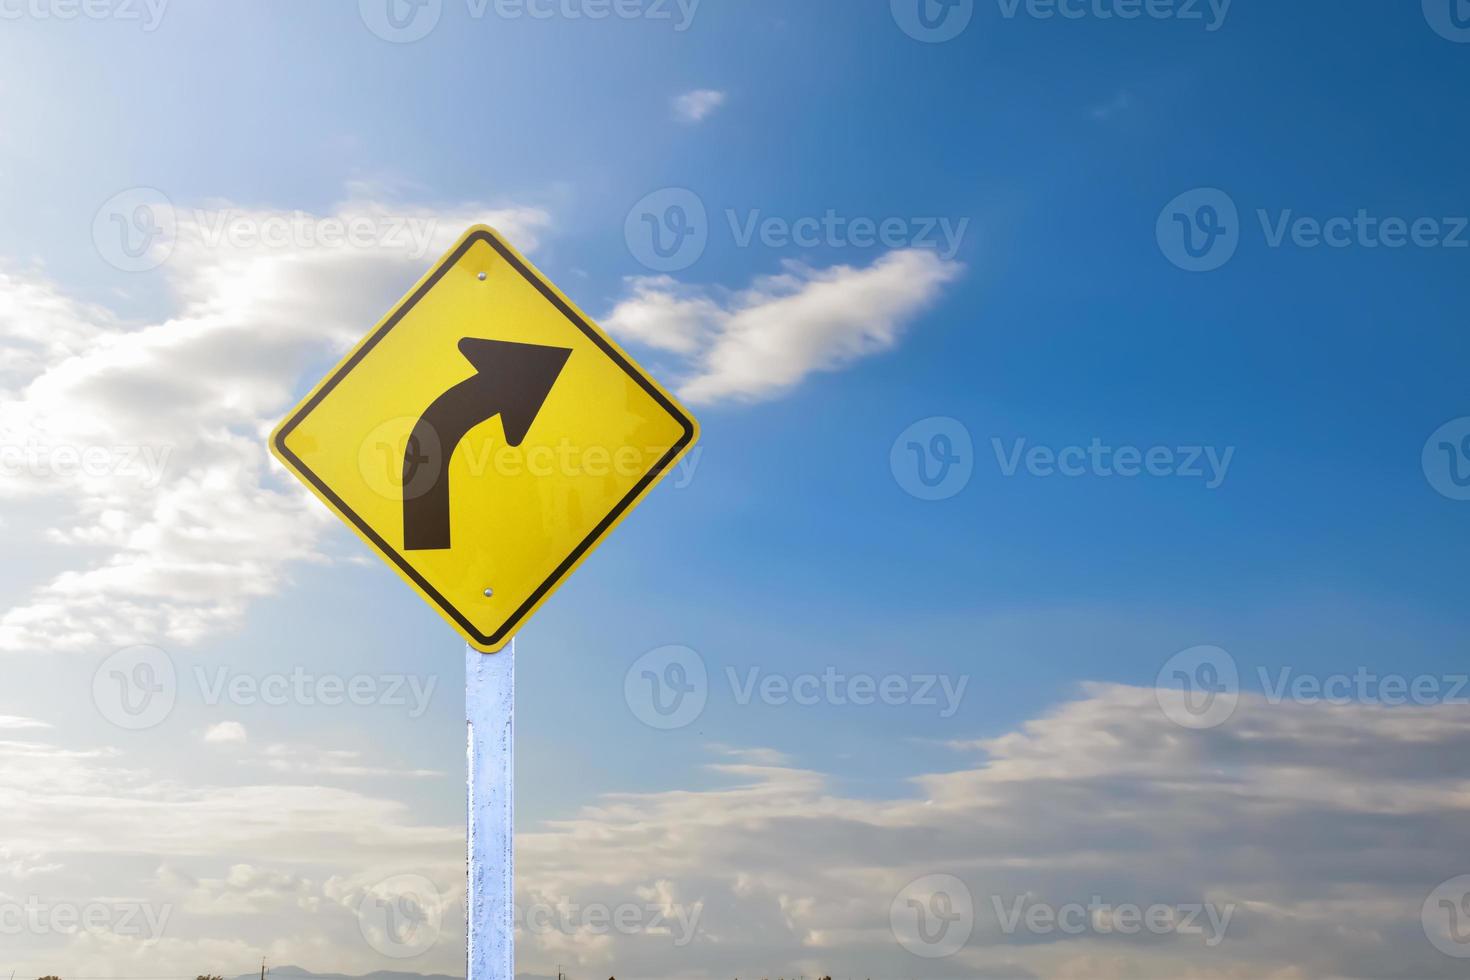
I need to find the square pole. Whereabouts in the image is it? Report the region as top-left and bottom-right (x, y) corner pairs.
(466, 640), (515, 980)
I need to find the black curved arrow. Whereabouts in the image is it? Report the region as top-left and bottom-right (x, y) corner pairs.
(403, 338), (572, 551)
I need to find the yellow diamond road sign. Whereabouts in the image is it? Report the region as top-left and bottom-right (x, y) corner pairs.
(270, 225), (699, 652)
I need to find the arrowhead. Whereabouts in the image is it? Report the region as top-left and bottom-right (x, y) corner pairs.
(457, 338), (572, 447)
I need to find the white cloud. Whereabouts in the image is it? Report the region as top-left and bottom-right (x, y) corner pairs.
(0, 845), (63, 879)
(603, 248), (963, 404)
(0, 272), (119, 398)
(598, 275), (723, 355)
(203, 720), (247, 744)
(157, 862), (320, 917)
(707, 744), (793, 766)
(672, 88), (727, 124)
(0, 714), (51, 729)
(259, 742), (443, 779)
(0, 198), (550, 654)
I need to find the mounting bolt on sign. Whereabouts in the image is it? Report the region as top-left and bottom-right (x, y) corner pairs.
(268, 225), (701, 979)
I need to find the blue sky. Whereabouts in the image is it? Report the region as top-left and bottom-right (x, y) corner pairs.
(3, 2), (1470, 978)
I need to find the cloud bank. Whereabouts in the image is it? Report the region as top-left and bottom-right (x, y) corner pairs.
(4, 685), (1466, 977)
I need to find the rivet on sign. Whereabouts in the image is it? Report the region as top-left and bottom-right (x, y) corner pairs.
(477, 272), (487, 281)
(483, 588), (494, 598)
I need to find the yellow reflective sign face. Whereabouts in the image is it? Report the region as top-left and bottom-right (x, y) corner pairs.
(270, 225), (699, 652)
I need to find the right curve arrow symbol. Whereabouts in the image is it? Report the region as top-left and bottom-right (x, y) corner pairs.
(402, 338), (572, 551)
